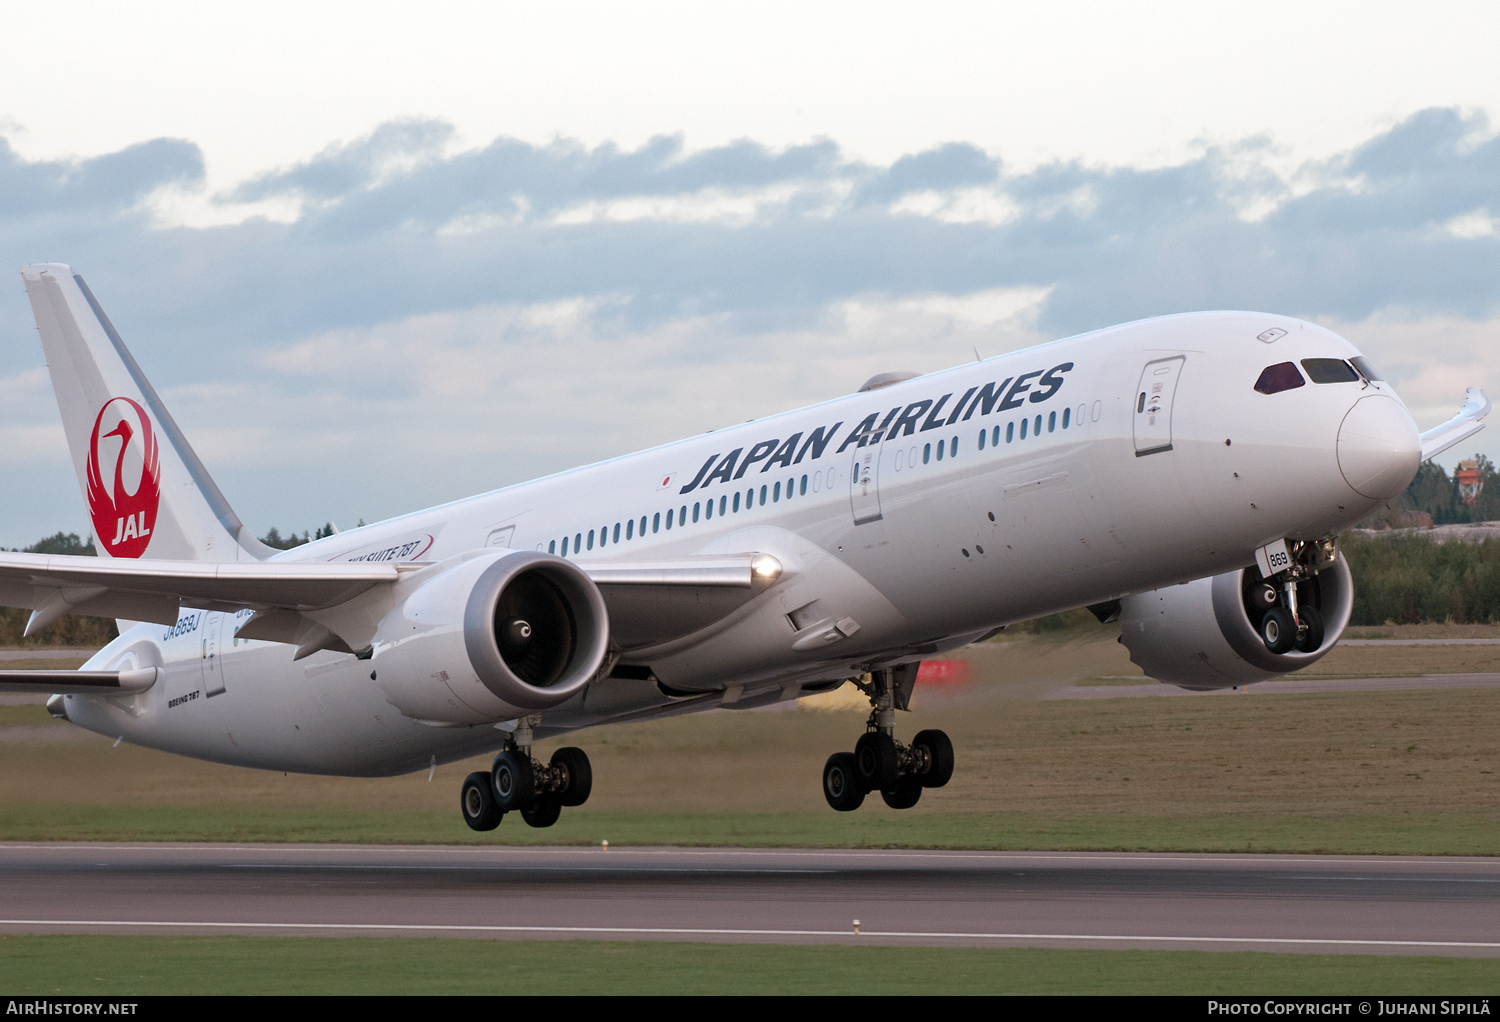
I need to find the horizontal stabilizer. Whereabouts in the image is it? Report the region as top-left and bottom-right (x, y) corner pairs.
(1420, 387), (1490, 462)
(0, 667), (157, 694)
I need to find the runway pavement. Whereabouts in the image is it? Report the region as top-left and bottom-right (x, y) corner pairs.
(1050, 673), (1500, 699)
(2, 843), (1498, 955)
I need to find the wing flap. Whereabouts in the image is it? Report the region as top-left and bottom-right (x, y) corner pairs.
(576, 554), (778, 651)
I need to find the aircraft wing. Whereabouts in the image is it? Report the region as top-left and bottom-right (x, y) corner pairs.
(580, 555), (776, 651)
(0, 549), (771, 651)
(0, 551), (401, 634)
(1420, 387), (1490, 462)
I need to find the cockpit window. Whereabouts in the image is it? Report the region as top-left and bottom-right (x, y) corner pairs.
(1254, 362), (1305, 395)
(1301, 358), (1360, 384)
(1349, 356), (1384, 382)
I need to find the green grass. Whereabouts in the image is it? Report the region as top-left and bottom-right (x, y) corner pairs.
(3, 935), (1498, 995)
(2, 806), (1496, 855)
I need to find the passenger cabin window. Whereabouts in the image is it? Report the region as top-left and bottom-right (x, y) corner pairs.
(1350, 356), (1384, 382)
(1301, 358), (1360, 384)
(549, 540), (556, 554)
(1254, 362), (1306, 395)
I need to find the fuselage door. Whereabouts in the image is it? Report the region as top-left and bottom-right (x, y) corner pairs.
(849, 436), (884, 524)
(201, 612), (225, 697)
(1133, 356), (1185, 457)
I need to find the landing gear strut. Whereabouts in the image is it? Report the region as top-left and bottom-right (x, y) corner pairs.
(822, 666), (953, 812)
(1253, 538), (1333, 656)
(458, 716), (593, 833)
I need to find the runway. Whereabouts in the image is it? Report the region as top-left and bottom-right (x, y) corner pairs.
(1049, 673), (1500, 699)
(3, 843), (1499, 955)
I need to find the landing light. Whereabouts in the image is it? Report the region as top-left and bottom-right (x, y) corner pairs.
(751, 554), (783, 582)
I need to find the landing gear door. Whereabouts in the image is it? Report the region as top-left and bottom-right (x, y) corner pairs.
(849, 437), (884, 525)
(1133, 356), (1185, 457)
(201, 612), (226, 697)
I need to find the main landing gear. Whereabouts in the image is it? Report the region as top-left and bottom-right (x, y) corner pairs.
(822, 666), (953, 812)
(459, 717), (592, 832)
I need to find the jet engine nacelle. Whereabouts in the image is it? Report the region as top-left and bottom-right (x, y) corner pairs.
(371, 550), (609, 724)
(1118, 553), (1353, 690)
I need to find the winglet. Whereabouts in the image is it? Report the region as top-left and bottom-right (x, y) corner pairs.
(1420, 387), (1490, 463)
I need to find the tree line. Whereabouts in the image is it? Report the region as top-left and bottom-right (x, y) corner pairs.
(1362, 454), (1500, 527)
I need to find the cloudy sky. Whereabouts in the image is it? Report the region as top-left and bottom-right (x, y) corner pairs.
(1, 2), (1498, 545)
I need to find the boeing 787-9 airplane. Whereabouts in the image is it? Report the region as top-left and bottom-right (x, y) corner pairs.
(0, 265), (1487, 829)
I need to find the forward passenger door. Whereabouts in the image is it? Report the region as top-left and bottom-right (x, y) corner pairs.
(1133, 356), (1185, 457)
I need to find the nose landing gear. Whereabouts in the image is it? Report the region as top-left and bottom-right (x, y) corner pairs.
(459, 717), (593, 833)
(1252, 538), (1334, 656)
(822, 666), (953, 812)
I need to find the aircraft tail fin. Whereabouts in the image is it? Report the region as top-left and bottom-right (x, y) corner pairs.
(20, 264), (273, 562)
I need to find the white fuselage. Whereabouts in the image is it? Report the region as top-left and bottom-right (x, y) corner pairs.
(61, 311), (1407, 775)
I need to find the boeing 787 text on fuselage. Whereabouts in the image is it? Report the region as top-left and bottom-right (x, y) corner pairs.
(0, 265), (1487, 827)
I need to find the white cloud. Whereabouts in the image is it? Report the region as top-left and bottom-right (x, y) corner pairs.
(889, 186), (1020, 226)
(547, 180), (846, 227)
(143, 181), (304, 229)
(1444, 209), (1498, 239)
(0, 425), (68, 466)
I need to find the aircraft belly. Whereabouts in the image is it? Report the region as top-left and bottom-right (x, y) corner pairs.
(68, 627), (510, 776)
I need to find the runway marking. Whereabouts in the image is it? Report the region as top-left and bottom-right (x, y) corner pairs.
(3, 919), (1499, 950)
(5, 844), (1498, 869)
(220, 864), (834, 874)
(1287, 876), (1500, 884)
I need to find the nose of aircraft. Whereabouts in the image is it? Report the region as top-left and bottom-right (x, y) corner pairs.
(1337, 395), (1422, 499)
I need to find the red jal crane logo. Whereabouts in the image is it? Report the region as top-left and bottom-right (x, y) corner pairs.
(86, 397), (161, 558)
